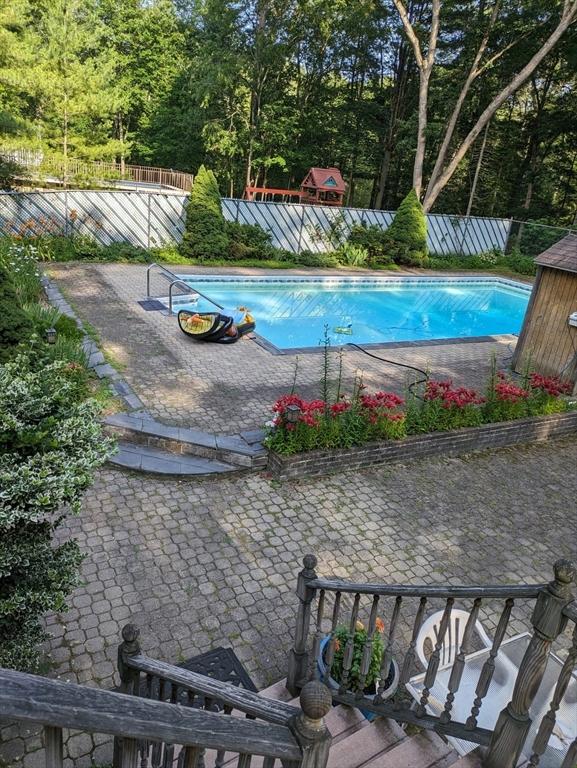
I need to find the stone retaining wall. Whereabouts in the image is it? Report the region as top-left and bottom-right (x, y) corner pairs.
(268, 410), (577, 480)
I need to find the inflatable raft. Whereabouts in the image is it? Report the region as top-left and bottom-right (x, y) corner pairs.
(178, 309), (255, 344)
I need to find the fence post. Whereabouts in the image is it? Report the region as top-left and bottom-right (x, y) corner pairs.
(484, 559), (575, 768)
(287, 554), (318, 695)
(113, 624), (141, 768)
(298, 205), (305, 254)
(289, 680), (332, 768)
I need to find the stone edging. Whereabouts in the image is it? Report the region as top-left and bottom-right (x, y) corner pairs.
(267, 410), (577, 480)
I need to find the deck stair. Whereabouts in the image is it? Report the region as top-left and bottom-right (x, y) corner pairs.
(257, 678), (482, 768)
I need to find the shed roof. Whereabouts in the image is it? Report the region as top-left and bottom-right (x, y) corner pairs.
(535, 233), (577, 274)
(301, 167), (346, 192)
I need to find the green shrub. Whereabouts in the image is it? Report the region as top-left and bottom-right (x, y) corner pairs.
(336, 243), (369, 267)
(55, 314), (83, 340)
(293, 250), (340, 268)
(503, 248), (536, 276)
(98, 242), (149, 262)
(0, 356), (113, 670)
(347, 224), (393, 265)
(383, 189), (428, 266)
(180, 165), (229, 261)
(224, 221), (276, 261)
(0, 264), (31, 362)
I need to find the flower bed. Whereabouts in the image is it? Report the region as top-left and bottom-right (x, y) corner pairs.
(265, 369), (576, 479)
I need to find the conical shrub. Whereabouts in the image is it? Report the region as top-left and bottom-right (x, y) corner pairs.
(384, 189), (428, 266)
(180, 165), (229, 261)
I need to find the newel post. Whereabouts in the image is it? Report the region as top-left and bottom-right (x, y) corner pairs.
(287, 554), (318, 695)
(484, 559), (575, 768)
(113, 624), (141, 768)
(289, 680), (332, 768)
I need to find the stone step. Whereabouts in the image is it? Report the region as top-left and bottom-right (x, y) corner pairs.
(109, 442), (242, 477)
(360, 730), (458, 768)
(326, 716), (406, 768)
(104, 412), (267, 469)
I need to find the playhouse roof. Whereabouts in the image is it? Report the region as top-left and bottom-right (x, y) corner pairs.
(302, 167), (346, 192)
(535, 233), (577, 274)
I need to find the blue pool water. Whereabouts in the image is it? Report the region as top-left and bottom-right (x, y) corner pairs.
(172, 276), (530, 350)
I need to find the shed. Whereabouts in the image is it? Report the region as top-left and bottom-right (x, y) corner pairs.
(511, 234), (577, 392)
(300, 167), (346, 207)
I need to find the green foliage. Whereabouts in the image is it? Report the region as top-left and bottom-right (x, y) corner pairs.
(0, 157), (24, 190)
(329, 623), (385, 691)
(336, 242), (369, 267)
(0, 355), (113, 670)
(55, 314), (83, 340)
(224, 221), (276, 260)
(180, 165), (229, 261)
(517, 221), (569, 258)
(347, 225), (393, 265)
(382, 189), (428, 266)
(0, 240), (42, 303)
(428, 248), (537, 276)
(0, 264), (31, 361)
(291, 250), (340, 268)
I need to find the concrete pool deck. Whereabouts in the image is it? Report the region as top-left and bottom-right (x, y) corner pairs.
(47, 262), (528, 435)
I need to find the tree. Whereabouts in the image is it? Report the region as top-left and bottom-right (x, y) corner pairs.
(180, 165), (229, 260)
(0, 356), (112, 670)
(28, 0), (119, 169)
(392, 0), (577, 211)
(0, 264), (30, 361)
(383, 188), (428, 265)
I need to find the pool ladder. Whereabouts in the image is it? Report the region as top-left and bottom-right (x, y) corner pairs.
(146, 262), (224, 315)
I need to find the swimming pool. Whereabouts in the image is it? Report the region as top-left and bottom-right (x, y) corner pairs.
(170, 275), (531, 352)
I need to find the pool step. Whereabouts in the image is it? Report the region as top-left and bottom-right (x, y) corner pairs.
(103, 413), (267, 470)
(110, 442), (242, 477)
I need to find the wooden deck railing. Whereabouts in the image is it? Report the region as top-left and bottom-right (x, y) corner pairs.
(0, 653), (332, 768)
(287, 555), (577, 767)
(2, 149), (194, 191)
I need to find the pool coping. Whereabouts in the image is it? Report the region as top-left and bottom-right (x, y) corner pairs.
(165, 272), (530, 356)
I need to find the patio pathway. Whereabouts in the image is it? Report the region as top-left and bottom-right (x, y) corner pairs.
(47, 263), (521, 435)
(2, 437), (576, 767)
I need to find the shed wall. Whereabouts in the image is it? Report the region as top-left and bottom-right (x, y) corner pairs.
(513, 266), (577, 385)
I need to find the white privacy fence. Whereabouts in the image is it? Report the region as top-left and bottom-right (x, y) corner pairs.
(0, 190), (512, 255)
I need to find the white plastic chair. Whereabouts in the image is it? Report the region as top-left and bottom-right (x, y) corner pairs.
(416, 609), (492, 670)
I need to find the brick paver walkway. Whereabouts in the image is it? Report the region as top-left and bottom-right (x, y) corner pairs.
(47, 263), (521, 434)
(3, 438), (575, 766)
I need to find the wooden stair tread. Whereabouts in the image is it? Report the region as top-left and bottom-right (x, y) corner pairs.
(326, 716), (406, 768)
(360, 731), (456, 768)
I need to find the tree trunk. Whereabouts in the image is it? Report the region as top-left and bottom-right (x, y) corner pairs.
(392, 0), (440, 199)
(423, 2), (577, 211)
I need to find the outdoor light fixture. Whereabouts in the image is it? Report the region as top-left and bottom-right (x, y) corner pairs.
(285, 404), (301, 424)
(45, 327), (57, 344)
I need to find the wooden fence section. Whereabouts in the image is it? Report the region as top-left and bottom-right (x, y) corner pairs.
(0, 190), (512, 255)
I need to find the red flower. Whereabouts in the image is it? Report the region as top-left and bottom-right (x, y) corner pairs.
(494, 381), (528, 402)
(425, 380), (483, 408)
(529, 373), (572, 397)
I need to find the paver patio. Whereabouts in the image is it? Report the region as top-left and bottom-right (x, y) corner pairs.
(2, 437), (576, 767)
(47, 263), (522, 434)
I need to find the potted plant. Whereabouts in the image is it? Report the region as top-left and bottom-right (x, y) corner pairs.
(317, 620), (399, 720)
